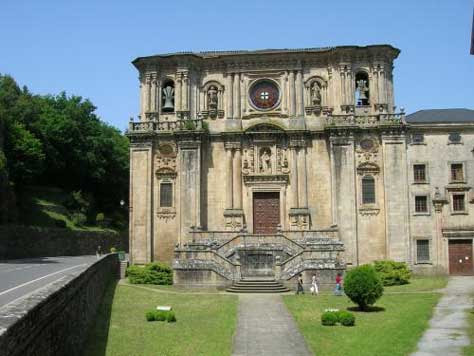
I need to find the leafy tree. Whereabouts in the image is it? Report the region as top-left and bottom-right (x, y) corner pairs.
(344, 265), (384, 311)
(0, 74), (129, 227)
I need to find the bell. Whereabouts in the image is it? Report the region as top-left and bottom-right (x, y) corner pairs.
(162, 86), (175, 111)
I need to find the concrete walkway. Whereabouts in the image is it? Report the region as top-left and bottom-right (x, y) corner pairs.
(232, 294), (312, 356)
(412, 276), (474, 356)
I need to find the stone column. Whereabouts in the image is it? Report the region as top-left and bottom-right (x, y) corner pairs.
(296, 70), (303, 117)
(233, 73), (240, 119)
(175, 74), (182, 112)
(233, 147), (242, 209)
(282, 72), (288, 115)
(150, 75), (157, 113)
(182, 74), (188, 111)
(139, 74), (146, 118)
(288, 71), (295, 117)
(298, 145), (308, 208)
(144, 74), (151, 113)
(227, 73), (233, 119)
(291, 147), (299, 207)
(226, 147), (233, 209)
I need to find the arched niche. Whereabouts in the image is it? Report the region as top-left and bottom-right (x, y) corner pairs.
(304, 76), (328, 116)
(200, 80), (224, 119)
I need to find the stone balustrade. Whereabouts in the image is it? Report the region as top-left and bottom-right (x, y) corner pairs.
(326, 112), (405, 127)
(128, 118), (203, 133)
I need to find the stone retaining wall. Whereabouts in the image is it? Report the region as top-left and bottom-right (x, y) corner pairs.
(0, 253), (119, 356)
(0, 225), (128, 259)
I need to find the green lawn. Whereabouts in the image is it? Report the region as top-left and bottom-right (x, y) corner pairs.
(463, 297), (474, 356)
(283, 277), (448, 356)
(84, 282), (238, 356)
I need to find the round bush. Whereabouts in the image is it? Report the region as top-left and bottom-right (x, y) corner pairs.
(167, 311), (177, 323)
(145, 311), (155, 322)
(321, 311), (338, 326)
(338, 311), (355, 326)
(344, 264), (384, 311)
(154, 310), (167, 321)
(373, 260), (411, 286)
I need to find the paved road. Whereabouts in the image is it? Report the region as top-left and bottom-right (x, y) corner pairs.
(0, 255), (98, 308)
(412, 276), (474, 356)
(232, 294), (312, 356)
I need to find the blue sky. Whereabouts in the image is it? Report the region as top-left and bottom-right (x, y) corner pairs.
(1, 0), (473, 131)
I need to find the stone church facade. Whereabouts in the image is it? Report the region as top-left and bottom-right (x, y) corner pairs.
(127, 45), (474, 287)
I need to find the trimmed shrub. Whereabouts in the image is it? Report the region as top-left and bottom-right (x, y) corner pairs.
(373, 260), (411, 286)
(127, 262), (173, 285)
(145, 310), (176, 322)
(145, 311), (155, 322)
(338, 311), (355, 326)
(70, 212), (87, 226)
(321, 311), (338, 326)
(344, 264), (384, 311)
(154, 310), (167, 321)
(96, 212), (105, 225)
(166, 311), (177, 322)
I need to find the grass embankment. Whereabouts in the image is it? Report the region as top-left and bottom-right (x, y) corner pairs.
(84, 283), (238, 356)
(20, 186), (116, 232)
(284, 276), (448, 356)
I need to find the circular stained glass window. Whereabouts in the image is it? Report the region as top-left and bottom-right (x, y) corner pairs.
(249, 80), (280, 110)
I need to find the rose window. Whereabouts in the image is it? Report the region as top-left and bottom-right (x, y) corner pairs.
(249, 80), (280, 110)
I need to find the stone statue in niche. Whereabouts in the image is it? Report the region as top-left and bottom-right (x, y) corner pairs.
(311, 82), (322, 106)
(356, 80), (369, 101)
(207, 85), (218, 110)
(279, 148), (289, 174)
(260, 148), (272, 173)
(162, 85), (175, 111)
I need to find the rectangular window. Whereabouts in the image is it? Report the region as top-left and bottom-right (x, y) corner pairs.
(362, 176), (376, 204)
(453, 194), (465, 212)
(160, 183), (173, 207)
(451, 163), (464, 182)
(413, 164), (426, 183)
(416, 240), (430, 262)
(415, 196), (428, 213)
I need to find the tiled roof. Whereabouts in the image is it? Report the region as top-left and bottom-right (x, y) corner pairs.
(406, 109), (474, 123)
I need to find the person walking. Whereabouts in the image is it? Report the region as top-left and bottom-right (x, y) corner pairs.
(296, 274), (304, 295)
(334, 272), (343, 296)
(311, 274), (319, 296)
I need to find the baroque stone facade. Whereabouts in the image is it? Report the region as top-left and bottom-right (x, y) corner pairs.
(127, 45), (474, 286)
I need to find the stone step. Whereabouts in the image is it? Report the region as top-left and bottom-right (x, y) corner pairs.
(227, 288), (290, 293)
(226, 279), (290, 293)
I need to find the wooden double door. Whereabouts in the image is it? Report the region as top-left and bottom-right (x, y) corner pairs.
(449, 239), (474, 275)
(253, 192), (280, 234)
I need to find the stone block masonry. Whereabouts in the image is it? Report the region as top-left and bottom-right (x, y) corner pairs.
(0, 253), (119, 356)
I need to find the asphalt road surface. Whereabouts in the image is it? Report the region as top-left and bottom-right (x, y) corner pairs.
(0, 255), (98, 308)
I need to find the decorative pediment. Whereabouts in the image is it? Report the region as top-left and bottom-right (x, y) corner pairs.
(356, 162), (380, 175)
(155, 142), (177, 176)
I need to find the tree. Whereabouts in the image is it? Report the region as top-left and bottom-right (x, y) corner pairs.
(344, 265), (384, 311)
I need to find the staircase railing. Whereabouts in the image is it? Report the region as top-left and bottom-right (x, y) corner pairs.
(216, 233), (305, 259)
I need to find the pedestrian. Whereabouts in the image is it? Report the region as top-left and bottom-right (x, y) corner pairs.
(96, 245), (102, 259)
(334, 272), (343, 296)
(296, 274), (304, 295)
(310, 274), (319, 296)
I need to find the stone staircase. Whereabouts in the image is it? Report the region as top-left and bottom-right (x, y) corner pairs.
(226, 278), (290, 293)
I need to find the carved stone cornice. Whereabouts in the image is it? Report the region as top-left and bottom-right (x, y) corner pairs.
(243, 174), (289, 186)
